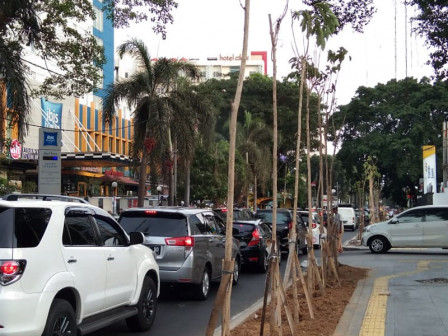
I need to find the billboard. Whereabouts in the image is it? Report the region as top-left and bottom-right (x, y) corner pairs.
(41, 98), (62, 129)
(423, 145), (437, 194)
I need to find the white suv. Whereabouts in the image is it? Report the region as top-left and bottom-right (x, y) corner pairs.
(0, 200), (159, 336)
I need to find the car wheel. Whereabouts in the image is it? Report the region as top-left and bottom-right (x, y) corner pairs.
(42, 299), (77, 336)
(258, 250), (269, 273)
(126, 276), (158, 331)
(193, 267), (211, 300)
(368, 236), (389, 253)
(232, 257), (240, 286)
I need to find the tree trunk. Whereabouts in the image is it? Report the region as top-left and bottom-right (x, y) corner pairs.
(184, 160), (190, 206)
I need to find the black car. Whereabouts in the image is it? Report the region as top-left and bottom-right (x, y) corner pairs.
(232, 219), (273, 273)
(254, 209), (307, 256)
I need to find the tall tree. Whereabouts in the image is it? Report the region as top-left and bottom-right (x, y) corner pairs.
(333, 77), (448, 206)
(0, 0), (177, 145)
(102, 39), (203, 207)
(406, 0), (448, 80)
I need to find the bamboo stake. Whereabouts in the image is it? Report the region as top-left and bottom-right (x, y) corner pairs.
(294, 252), (314, 319)
(206, 1), (250, 334)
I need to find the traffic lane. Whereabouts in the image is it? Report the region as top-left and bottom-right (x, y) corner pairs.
(90, 255), (300, 336)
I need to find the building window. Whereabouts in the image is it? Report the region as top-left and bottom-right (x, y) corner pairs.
(93, 6), (103, 32)
(229, 66), (240, 73)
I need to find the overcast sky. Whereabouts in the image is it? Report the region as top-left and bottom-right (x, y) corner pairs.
(115, 0), (433, 105)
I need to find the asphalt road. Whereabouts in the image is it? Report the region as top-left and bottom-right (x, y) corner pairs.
(90, 231), (355, 336)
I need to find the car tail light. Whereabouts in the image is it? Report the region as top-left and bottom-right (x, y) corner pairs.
(248, 229), (260, 246)
(312, 223), (317, 229)
(165, 236), (194, 246)
(0, 260), (26, 286)
(288, 221), (293, 230)
(144, 210), (157, 215)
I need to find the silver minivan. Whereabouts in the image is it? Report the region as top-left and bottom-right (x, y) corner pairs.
(119, 207), (241, 300)
(362, 205), (448, 253)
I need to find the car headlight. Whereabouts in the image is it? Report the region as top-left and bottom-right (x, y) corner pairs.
(363, 226), (371, 233)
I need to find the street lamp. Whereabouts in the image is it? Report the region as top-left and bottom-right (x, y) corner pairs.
(111, 181), (118, 215)
(157, 185), (162, 206)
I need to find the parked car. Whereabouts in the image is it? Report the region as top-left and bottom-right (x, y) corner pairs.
(254, 209), (308, 256)
(338, 206), (358, 231)
(0, 200), (159, 336)
(214, 207), (254, 220)
(232, 219), (273, 273)
(1, 193), (89, 203)
(362, 205), (448, 253)
(298, 210), (327, 249)
(118, 207), (242, 300)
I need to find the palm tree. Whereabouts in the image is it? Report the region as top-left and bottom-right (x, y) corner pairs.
(0, 0), (39, 148)
(238, 110), (272, 210)
(102, 38), (212, 206)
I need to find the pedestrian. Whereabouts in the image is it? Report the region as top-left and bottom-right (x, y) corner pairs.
(333, 206), (344, 253)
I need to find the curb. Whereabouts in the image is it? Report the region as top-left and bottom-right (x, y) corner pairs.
(333, 269), (374, 336)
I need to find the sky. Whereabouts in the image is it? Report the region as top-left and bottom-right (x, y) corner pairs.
(115, 0), (434, 105)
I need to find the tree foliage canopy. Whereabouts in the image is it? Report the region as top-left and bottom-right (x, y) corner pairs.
(406, 0), (448, 80)
(332, 77), (448, 206)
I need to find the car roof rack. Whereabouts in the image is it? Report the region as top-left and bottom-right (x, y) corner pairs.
(2, 194), (89, 204)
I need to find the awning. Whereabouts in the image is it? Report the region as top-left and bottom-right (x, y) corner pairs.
(118, 176), (139, 185)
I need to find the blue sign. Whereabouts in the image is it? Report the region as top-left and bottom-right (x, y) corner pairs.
(43, 132), (58, 146)
(41, 98), (62, 129)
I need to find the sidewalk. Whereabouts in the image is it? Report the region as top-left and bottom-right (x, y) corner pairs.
(335, 237), (448, 336)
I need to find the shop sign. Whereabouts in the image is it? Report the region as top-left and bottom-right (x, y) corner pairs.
(9, 139), (22, 160)
(22, 147), (39, 160)
(105, 169), (124, 177)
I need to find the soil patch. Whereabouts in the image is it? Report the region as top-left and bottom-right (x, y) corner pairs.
(231, 264), (369, 336)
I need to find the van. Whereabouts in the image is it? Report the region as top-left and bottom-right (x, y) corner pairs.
(362, 205), (448, 253)
(338, 206), (357, 231)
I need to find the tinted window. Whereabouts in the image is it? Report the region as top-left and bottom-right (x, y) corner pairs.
(233, 223), (255, 234)
(0, 207), (14, 248)
(95, 216), (127, 246)
(15, 208), (52, 248)
(63, 217), (97, 246)
(0, 207), (51, 248)
(119, 211), (188, 237)
(425, 208), (448, 222)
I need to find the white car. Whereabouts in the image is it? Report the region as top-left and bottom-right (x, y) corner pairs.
(0, 199), (159, 336)
(362, 205), (448, 253)
(299, 211), (327, 249)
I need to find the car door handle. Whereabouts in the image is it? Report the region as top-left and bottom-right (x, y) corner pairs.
(107, 256), (115, 261)
(67, 258), (77, 263)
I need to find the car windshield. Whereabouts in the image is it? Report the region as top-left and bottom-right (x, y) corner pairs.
(119, 211), (188, 237)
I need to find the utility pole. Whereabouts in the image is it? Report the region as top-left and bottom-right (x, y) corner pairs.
(443, 118), (448, 191)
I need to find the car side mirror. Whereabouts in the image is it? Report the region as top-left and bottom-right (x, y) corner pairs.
(390, 217), (399, 224)
(129, 231), (144, 245)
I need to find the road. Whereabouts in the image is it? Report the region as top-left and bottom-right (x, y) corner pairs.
(91, 231), (354, 336)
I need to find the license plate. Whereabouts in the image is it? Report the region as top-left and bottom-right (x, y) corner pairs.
(151, 246), (161, 255)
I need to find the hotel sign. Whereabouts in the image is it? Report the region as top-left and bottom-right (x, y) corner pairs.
(38, 128), (61, 194)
